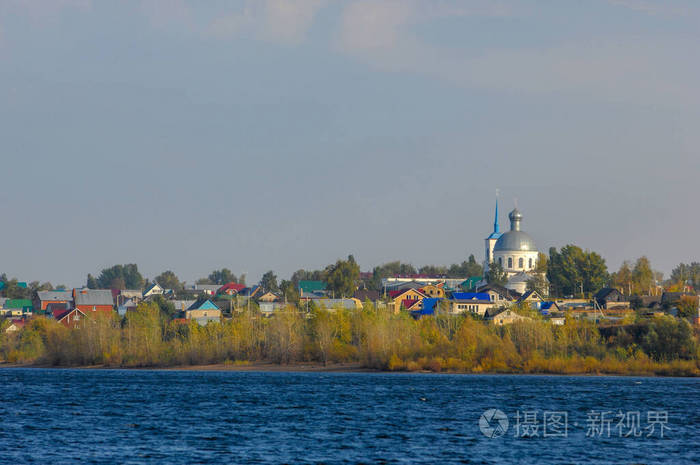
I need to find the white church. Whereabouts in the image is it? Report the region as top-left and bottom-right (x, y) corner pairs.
(484, 200), (543, 294)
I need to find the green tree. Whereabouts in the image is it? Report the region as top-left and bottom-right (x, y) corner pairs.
(95, 264), (144, 289)
(206, 269), (238, 285)
(260, 271), (279, 293)
(631, 256), (653, 295)
(368, 261), (417, 291)
(642, 317), (696, 361)
(279, 280), (300, 305)
(534, 252), (548, 274)
(670, 262), (700, 290)
(447, 255), (484, 278)
(154, 270), (183, 291)
(486, 262), (507, 286)
(677, 296), (699, 320)
(547, 245), (608, 297)
(86, 274), (98, 289)
(324, 255), (360, 298)
(612, 261), (633, 295)
(526, 274), (549, 296)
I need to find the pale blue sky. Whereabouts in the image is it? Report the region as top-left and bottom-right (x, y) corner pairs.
(1, 0), (698, 286)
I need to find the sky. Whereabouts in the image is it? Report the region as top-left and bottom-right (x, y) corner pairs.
(0, 0), (698, 287)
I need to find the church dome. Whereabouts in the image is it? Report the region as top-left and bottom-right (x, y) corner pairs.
(493, 208), (537, 252)
(493, 231), (537, 252)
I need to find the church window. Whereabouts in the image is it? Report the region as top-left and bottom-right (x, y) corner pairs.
(508, 257), (513, 268)
(519, 258), (524, 268)
(498, 257), (502, 266)
(529, 258), (533, 268)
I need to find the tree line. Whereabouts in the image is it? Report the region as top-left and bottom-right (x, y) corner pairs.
(0, 302), (697, 376)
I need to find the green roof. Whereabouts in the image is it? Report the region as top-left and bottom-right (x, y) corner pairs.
(4, 299), (33, 310)
(460, 277), (483, 290)
(0, 282), (27, 290)
(298, 280), (326, 293)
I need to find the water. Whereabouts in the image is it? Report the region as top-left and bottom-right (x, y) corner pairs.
(0, 369), (697, 464)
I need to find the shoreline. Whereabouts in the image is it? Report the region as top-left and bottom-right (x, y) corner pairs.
(1, 361), (695, 377)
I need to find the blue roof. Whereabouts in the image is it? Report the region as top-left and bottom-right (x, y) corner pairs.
(411, 298), (442, 317)
(422, 298), (442, 313)
(486, 232), (503, 240)
(540, 301), (556, 310)
(452, 292), (490, 301)
(188, 299), (219, 311)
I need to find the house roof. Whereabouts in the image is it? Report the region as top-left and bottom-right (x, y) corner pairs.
(517, 290), (544, 303)
(299, 281), (326, 293)
(143, 283), (163, 295)
(420, 298), (442, 314)
(3, 299), (33, 310)
(54, 308), (86, 322)
(118, 299), (138, 309)
(451, 292), (491, 301)
(187, 298), (220, 311)
(46, 302), (70, 313)
(460, 277), (483, 290)
(239, 285), (261, 297)
(217, 282), (246, 295)
(193, 284), (221, 292)
(353, 289), (380, 301)
(74, 289), (114, 306)
(389, 288), (427, 300)
(477, 284), (520, 300)
(540, 301), (558, 310)
(171, 300), (196, 311)
(316, 298), (362, 310)
(37, 291), (74, 302)
(402, 299), (422, 310)
(593, 288), (621, 300)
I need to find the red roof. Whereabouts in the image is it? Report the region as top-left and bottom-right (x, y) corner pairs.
(53, 309), (70, 321)
(402, 299), (421, 310)
(389, 289), (427, 300)
(217, 282), (246, 295)
(8, 319), (25, 328)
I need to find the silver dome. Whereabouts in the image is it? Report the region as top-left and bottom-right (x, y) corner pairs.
(493, 231), (537, 252)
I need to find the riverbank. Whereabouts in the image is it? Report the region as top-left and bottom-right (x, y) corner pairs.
(2, 360), (697, 376)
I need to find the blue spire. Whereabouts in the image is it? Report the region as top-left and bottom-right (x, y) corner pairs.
(493, 197), (499, 233)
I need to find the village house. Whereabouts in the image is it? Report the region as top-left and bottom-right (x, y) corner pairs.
(298, 281), (326, 298)
(389, 288), (427, 314)
(420, 284), (445, 298)
(594, 288), (630, 309)
(182, 283), (222, 296)
(353, 289), (380, 303)
(143, 283), (165, 298)
(315, 298), (363, 311)
(4, 319), (25, 333)
(54, 308), (87, 328)
(0, 299), (34, 317)
(259, 301), (287, 315)
(35, 290), (73, 312)
(184, 299), (221, 325)
(258, 291), (280, 303)
(477, 284), (518, 306)
(73, 289), (114, 314)
(485, 308), (532, 326)
(448, 292), (496, 317)
(217, 282), (246, 296)
(117, 299), (138, 316)
(517, 290), (545, 305)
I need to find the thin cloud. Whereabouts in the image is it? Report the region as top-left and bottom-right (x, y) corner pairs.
(336, 0), (699, 107)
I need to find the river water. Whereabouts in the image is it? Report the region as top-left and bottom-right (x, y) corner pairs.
(0, 369), (697, 464)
